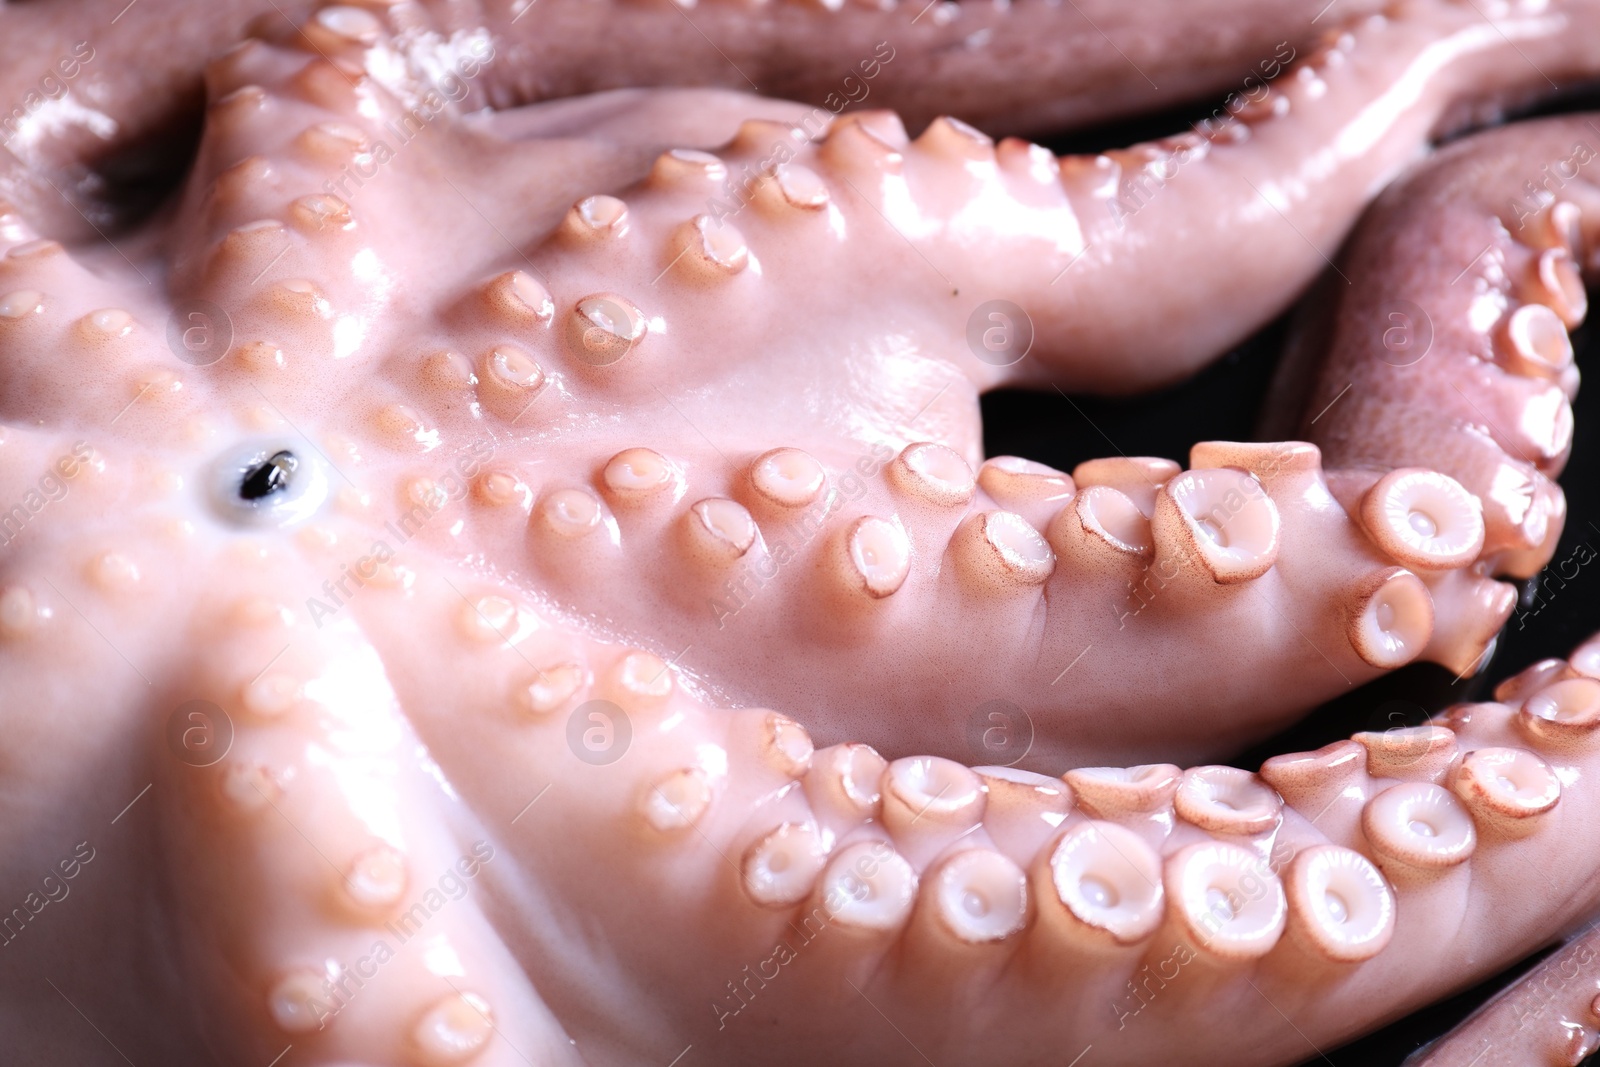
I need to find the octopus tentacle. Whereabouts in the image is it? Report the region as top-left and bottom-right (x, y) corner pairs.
(4, 6), (1596, 772)
(3, 0), (1600, 1061)
(282, 0), (1590, 762)
(154, 577), (576, 1065)
(1, 469), (1589, 1067)
(0, 0), (1383, 238)
(355, 573), (1600, 1066)
(365, 0), (1386, 136)
(970, 0), (1600, 393)
(0, 0), (1380, 162)
(1408, 922), (1600, 1066)
(1270, 114), (1600, 687)
(1402, 635), (1600, 1067)
(396, 0), (1600, 400)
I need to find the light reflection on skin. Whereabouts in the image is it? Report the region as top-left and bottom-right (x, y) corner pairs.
(3, 93), (116, 164)
(1331, 21), (1553, 163)
(304, 632), (410, 849)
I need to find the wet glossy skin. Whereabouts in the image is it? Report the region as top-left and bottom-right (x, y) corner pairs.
(1, 0), (1392, 234)
(1, 1), (1600, 1065)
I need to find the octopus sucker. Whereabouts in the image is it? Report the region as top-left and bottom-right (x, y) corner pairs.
(4, 0), (1600, 1063)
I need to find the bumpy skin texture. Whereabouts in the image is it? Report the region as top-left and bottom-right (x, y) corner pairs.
(0, 1), (1598, 1065)
(362, 0), (1391, 135)
(1280, 118), (1595, 571)
(0, 0), (1386, 160)
(0, 0), (1390, 242)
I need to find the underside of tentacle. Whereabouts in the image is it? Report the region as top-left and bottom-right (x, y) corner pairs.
(3, 0), (1600, 1065)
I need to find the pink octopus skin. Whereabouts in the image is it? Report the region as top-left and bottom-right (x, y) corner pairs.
(1408, 820), (1600, 1067)
(0, 0), (327, 239)
(0, 0), (1377, 244)
(0, 0), (1385, 169)
(1275, 109), (1600, 657)
(0, 1), (1597, 1066)
(1, 0), (1591, 774)
(329, 0), (1390, 135)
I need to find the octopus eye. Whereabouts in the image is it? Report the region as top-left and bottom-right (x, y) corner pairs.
(240, 451), (298, 500)
(210, 441), (328, 527)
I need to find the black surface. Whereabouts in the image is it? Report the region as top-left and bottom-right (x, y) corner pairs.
(979, 297), (1598, 1067)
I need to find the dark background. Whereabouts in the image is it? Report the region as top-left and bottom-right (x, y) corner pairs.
(985, 97), (1600, 1063)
